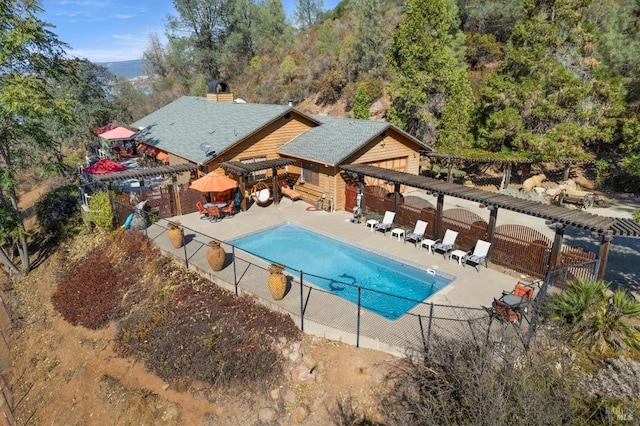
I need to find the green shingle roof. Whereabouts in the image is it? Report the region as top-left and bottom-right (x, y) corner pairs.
(132, 96), (431, 165)
(132, 97), (291, 163)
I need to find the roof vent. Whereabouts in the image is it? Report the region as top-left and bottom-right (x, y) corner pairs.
(288, 100), (294, 107)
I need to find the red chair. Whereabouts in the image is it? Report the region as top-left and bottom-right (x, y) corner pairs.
(492, 298), (522, 323)
(196, 201), (209, 220)
(220, 202), (236, 218)
(207, 206), (222, 222)
(513, 283), (534, 300)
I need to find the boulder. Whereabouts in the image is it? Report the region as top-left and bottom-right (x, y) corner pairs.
(522, 174), (547, 191)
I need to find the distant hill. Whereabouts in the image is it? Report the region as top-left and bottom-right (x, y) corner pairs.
(98, 59), (144, 79)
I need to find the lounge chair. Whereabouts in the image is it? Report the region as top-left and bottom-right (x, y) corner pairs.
(404, 220), (428, 247)
(464, 240), (491, 271)
(374, 211), (396, 235)
(279, 180), (302, 201)
(433, 229), (458, 258)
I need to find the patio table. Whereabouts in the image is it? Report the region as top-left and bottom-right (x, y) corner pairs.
(450, 249), (467, 265)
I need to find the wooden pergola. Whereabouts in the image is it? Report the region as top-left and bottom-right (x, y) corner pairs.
(87, 163), (199, 216)
(340, 164), (640, 280)
(220, 158), (296, 211)
(423, 153), (593, 189)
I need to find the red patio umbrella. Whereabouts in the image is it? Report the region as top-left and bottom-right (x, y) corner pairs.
(83, 158), (128, 174)
(190, 172), (237, 193)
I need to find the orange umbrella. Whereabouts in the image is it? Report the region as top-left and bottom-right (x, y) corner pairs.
(190, 172), (237, 193)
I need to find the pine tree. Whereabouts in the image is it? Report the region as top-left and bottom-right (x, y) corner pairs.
(476, 0), (627, 158)
(353, 84), (371, 119)
(387, 0), (474, 148)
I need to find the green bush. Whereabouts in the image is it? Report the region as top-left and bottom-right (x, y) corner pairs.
(612, 173), (640, 193)
(633, 210), (640, 224)
(87, 191), (114, 230)
(35, 185), (80, 234)
(594, 159), (610, 188)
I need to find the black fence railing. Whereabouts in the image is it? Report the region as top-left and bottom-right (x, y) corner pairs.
(114, 201), (497, 354)
(112, 201), (596, 355)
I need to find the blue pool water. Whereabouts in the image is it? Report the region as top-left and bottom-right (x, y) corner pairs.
(230, 224), (454, 320)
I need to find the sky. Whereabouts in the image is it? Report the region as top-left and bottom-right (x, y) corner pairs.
(40, 0), (341, 63)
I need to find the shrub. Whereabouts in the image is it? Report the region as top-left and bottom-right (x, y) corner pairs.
(378, 338), (583, 425)
(612, 173), (640, 193)
(87, 191), (114, 229)
(545, 279), (640, 356)
(35, 185), (80, 234)
(51, 231), (159, 329)
(116, 270), (300, 389)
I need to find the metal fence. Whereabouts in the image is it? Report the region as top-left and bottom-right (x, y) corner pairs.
(115, 201), (598, 356)
(118, 201), (493, 355)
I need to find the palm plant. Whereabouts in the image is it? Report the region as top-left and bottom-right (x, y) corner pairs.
(547, 279), (640, 355)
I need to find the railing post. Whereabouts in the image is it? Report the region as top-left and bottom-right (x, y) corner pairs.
(299, 271), (304, 331)
(232, 246), (238, 295)
(418, 315), (427, 353)
(426, 303), (434, 355)
(356, 286), (362, 348)
(180, 225), (189, 268)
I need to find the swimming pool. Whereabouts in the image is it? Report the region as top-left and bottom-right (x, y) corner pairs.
(230, 224), (454, 320)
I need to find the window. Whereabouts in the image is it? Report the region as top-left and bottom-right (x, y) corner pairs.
(240, 156), (267, 182)
(300, 161), (319, 185)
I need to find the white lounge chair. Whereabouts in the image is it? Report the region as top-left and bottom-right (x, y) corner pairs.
(465, 240), (491, 271)
(404, 220), (428, 247)
(433, 229), (458, 258)
(374, 211), (396, 235)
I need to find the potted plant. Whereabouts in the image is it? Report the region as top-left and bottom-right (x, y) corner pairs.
(167, 221), (183, 249)
(267, 263), (287, 300)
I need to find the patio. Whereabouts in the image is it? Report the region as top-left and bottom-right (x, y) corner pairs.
(143, 196), (523, 355)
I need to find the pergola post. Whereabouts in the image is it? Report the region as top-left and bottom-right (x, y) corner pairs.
(239, 176), (247, 211)
(486, 206), (498, 243)
(547, 223), (565, 271)
(435, 193), (444, 239)
(597, 231), (613, 280)
(139, 178), (146, 199)
(501, 162), (512, 190)
(272, 167), (280, 205)
(172, 175), (182, 216)
(394, 182), (401, 213)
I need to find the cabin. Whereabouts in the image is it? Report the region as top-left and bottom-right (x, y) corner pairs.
(132, 80), (432, 212)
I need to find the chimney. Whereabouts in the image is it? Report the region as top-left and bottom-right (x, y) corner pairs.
(207, 80), (234, 102)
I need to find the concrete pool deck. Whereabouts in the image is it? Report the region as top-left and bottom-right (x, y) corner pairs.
(143, 192), (639, 354)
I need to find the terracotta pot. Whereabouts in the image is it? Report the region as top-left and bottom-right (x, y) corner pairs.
(206, 240), (226, 271)
(267, 263), (287, 300)
(167, 221), (183, 249)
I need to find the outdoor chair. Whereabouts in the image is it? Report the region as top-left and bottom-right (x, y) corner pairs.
(492, 298), (522, 324)
(433, 230), (458, 258)
(220, 201), (237, 218)
(374, 211), (396, 235)
(509, 282), (535, 300)
(464, 239), (491, 271)
(278, 179), (302, 201)
(404, 220), (428, 247)
(207, 205), (222, 222)
(196, 201), (209, 220)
